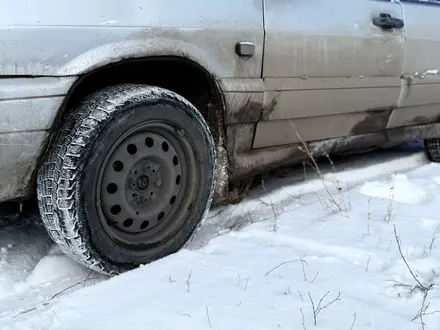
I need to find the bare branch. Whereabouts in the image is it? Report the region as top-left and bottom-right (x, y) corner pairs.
(289, 120), (348, 216)
(386, 240), (392, 252)
(308, 291), (342, 325)
(300, 257), (308, 281)
(385, 175), (396, 224)
(424, 310), (440, 317)
(186, 269), (193, 293)
(393, 225), (438, 330)
(300, 308), (307, 330)
(265, 259), (309, 276)
(365, 255), (372, 272)
(205, 306), (212, 328)
(429, 224), (440, 254)
(350, 313), (357, 330)
(394, 225), (428, 291)
(319, 292), (341, 311)
(311, 272), (319, 283)
(298, 289), (304, 301)
(316, 291), (330, 311)
(386, 279), (413, 289)
(412, 292), (429, 330)
(50, 271), (98, 301)
(261, 178), (278, 220)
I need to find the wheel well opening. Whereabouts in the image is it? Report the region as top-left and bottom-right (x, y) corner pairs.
(63, 57), (224, 142)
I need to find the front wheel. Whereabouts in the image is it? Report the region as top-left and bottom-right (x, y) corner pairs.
(37, 84), (216, 275)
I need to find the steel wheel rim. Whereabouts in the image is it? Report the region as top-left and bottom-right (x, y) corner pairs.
(96, 119), (198, 246)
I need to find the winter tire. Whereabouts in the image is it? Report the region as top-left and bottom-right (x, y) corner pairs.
(37, 84), (216, 275)
(425, 138), (440, 162)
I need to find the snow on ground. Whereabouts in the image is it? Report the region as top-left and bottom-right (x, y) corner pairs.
(1, 142), (440, 330)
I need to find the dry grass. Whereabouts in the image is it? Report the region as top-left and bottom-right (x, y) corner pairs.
(393, 225), (439, 330)
(289, 121), (350, 217)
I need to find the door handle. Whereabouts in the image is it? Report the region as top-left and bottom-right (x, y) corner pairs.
(373, 13), (404, 30)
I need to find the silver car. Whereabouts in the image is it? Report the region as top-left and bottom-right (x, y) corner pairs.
(2, 0), (440, 275)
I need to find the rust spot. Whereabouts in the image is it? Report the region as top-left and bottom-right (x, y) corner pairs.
(387, 122), (440, 142)
(233, 99), (263, 123)
(260, 97), (278, 120)
(224, 92), (263, 124)
(351, 109), (393, 135)
(411, 114), (440, 126)
(412, 116), (431, 125)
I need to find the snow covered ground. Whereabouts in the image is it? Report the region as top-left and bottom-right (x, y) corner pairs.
(1, 142), (440, 330)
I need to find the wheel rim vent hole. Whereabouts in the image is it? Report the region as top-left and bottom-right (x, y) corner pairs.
(145, 137), (154, 147)
(106, 183), (118, 194)
(111, 205), (121, 215)
(123, 218), (133, 227)
(127, 144), (137, 155)
(113, 161), (123, 172)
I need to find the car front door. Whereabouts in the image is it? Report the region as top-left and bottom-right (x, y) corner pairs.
(253, 0), (406, 149)
(387, 0), (440, 128)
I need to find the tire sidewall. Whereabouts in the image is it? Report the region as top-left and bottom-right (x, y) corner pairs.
(78, 90), (215, 268)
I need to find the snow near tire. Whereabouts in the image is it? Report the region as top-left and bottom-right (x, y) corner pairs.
(37, 84), (216, 275)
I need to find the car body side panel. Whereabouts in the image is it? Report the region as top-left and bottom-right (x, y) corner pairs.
(0, 77), (75, 201)
(253, 0), (405, 148)
(0, 0), (264, 78)
(0, 131), (49, 201)
(387, 0), (440, 128)
(0, 1), (265, 202)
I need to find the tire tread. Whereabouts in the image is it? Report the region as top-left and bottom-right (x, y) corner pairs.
(37, 84), (215, 275)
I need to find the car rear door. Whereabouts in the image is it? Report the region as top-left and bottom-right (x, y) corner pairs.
(387, 0), (440, 128)
(253, 0), (406, 148)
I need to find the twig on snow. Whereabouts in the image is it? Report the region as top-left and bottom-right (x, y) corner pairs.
(308, 291), (342, 325)
(206, 306), (212, 328)
(410, 291), (440, 330)
(365, 255), (372, 272)
(298, 289), (304, 301)
(429, 224), (440, 254)
(186, 269), (193, 293)
(394, 225), (439, 329)
(350, 313), (357, 330)
(265, 259), (309, 276)
(394, 225), (430, 291)
(261, 178), (278, 221)
(245, 276), (249, 291)
(300, 257), (308, 281)
(50, 270), (97, 301)
(300, 308), (307, 330)
(310, 272), (319, 283)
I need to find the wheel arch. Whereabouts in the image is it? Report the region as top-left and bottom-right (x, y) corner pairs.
(40, 55), (230, 202)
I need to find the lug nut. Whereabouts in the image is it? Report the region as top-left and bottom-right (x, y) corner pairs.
(156, 180), (162, 187)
